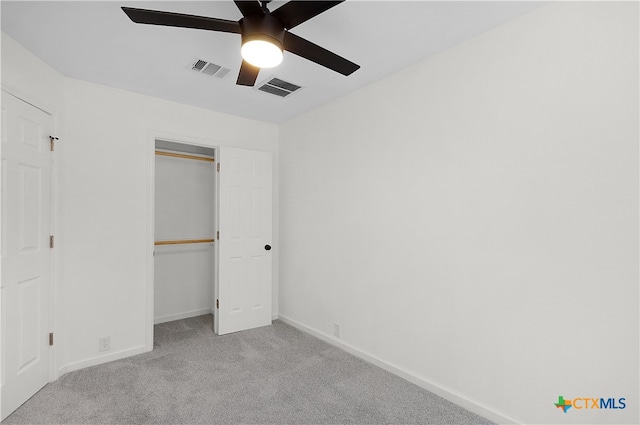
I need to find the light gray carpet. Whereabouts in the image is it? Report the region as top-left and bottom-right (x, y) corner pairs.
(4, 316), (494, 424)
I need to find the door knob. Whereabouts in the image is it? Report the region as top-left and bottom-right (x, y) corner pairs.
(265, 245), (272, 251)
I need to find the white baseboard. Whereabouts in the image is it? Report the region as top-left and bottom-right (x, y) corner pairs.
(277, 314), (520, 425)
(58, 344), (149, 376)
(154, 308), (213, 324)
(271, 313), (279, 321)
(58, 309), (213, 378)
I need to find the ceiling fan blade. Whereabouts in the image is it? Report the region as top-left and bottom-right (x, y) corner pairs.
(272, 1), (344, 30)
(236, 60), (260, 86)
(122, 7), (240, 34)
(283, 32), (359, 76)
(233, 1), (264, 17)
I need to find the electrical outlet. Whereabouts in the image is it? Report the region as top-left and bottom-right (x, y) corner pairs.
(99, 336), (111, 352)
(333, 323), (341, 338)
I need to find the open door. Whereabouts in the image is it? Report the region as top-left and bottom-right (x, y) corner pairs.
(215, 147), (272, 335)
(1, 92), (53, 420)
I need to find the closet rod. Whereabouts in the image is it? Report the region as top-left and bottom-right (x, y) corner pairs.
(155, 238), (215, 246)
(155, 150), (215, 162)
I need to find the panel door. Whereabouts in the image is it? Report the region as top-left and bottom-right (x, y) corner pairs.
(1, 92), (52, 420)
(216, 147), (272, 335)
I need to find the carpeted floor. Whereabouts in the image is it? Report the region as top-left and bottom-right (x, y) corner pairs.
(3, 316), (494, 424)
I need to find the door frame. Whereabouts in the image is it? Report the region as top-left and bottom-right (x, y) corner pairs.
(0, 85), (59, 383)
(145, 131), (220, 351)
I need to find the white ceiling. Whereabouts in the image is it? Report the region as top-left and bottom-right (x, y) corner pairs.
(1, 1), (541, 124)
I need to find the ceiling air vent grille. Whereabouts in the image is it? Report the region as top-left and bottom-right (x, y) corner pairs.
(190, 59), (230, 79)
(257, 77), (302, 98)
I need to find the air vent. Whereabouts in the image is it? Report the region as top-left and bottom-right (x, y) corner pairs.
(257, 77), (302, 98)
(192, 59), (207, 71)
(201, 63), (220, 76)
(189, 59), (231, 79)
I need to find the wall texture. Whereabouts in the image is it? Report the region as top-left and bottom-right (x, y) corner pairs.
(278, 3), (638, 424)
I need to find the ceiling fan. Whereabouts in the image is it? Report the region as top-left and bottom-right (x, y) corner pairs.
(122, 1), (360, 87)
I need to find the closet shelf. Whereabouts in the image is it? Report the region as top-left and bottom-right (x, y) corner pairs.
(155, 150), (215, 162)
(155, 238), (215, 246)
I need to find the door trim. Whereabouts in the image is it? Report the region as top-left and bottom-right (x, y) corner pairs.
(0, 87), (59, 383)
(0, 82), (57, 117)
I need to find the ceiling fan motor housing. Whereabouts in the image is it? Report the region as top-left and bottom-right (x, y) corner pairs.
(240, 14), (285, 51)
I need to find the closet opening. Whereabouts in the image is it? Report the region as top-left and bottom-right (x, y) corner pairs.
(153, 139), (217, 332)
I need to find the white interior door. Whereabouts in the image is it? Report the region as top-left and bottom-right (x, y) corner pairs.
(216, 147), (272, 335)
(1, 92), (52, 420)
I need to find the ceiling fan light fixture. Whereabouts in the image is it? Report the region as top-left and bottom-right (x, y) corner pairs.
(122, 1), (360, 87)
(241, 38), (283, 68)
(239, 14), (285, 69)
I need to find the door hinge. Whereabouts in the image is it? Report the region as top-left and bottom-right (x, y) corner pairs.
(49, 333), (54, 346)
(216, 299), (219, 309)
(49, 135), (58, 151)
(49, 235), (54, 248)
(217, 162), (220, 172)
(217, 230), (220, 240)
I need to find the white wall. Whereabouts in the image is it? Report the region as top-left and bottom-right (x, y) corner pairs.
(278, 3), (638, 425)
(154, 150), (216, 323)
(1, 34), (64, 113)
(2, 33), (279, 375)
(59, 78), (278, 371)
